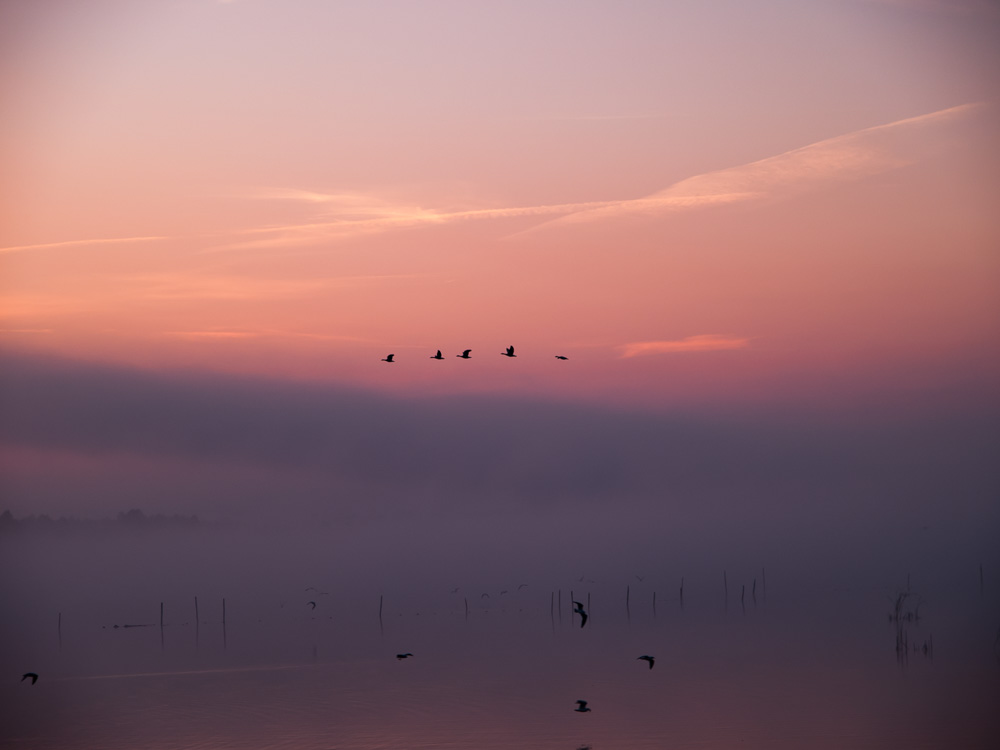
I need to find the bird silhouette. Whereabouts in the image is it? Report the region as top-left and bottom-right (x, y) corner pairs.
(396, 653), (413, 660)
(574, 699), (591, 712)
(21, 673), (38, 685)
(501, 345), (516, 357)
(517, 583), (528, 590)
(381, 354), (395, 363)
(430, 350), (444, 360)
(573, 601), (588, 628)
(637, 655), (655, 670)
(457, 349), (471, 359)
(555, 355), (568, 360)
(307, 601), (316, 610)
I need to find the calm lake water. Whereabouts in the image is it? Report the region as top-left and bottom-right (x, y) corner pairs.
(2, 524), (998, 749)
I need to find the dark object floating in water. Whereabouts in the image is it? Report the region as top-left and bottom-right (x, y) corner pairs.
(430, 350), (444, 360)
(555, 355), (568, 360)
(381, 354), (395, 363)
(396, 653), (413, 660)
(573, 601), (588, 628)
(638, 654), (655, 670)
(21, 672), (38, 685)
(501, 345), (516, 358)
(307, 601), (316, 610)
(574, 699), (591, 712)
(457, 349), (471, 359)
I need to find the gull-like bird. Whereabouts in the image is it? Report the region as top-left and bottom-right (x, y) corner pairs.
(574, 699), (591, 713)
(501, 345), (516, 358)
(396, 653), (413, 660)
(430, 350), (444, 360)
(381, 354), (395, 363)
(457, 349), (472, 359)
(555, 355), (568, 360)
(21, 673), (38, 685)
(573, 601), (588, 628)
(637, 655), (655, 670)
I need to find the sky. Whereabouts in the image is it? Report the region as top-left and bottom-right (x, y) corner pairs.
(1, 0), (998, 534)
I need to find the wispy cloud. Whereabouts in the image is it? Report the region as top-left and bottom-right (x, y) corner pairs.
(209, 103), (981, 253)
(0, 236), (166, 256)
(619, 335), (750, 358)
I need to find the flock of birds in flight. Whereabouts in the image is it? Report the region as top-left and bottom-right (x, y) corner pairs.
(17, 590), (652, 717)
(381, 346), (569, 363)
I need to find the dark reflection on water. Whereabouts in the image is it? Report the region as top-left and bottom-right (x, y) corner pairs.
(1, 527), (998, 749)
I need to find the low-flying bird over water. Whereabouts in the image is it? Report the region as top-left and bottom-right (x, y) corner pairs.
(555, 355), (568, 360)
(573, 601), (588, 628)
(637, 655), (655, 670)
(430, 350), (444, 360)
(396, 653), (413, 660)
(457, 349), (471, 359)
(381, 354), (395, 363)
(574, 700), (591, 713)
(501, 345), (516, 357)
(22, 673), (38, 685)
(307, 601), (316, 610)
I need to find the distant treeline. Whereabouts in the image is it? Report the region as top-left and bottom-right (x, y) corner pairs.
(0, 508), (201, 534)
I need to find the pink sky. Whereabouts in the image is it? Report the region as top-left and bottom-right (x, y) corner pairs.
(2, 0), (998, 407)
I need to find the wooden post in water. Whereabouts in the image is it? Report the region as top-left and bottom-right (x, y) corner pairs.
(652, 591), (657, 617)
(464, 596), (469, 620)
(740, 584), (745, 613)
(752, 578), (757, 603)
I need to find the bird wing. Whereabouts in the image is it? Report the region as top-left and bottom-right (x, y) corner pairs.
(463, 349), (471, 356)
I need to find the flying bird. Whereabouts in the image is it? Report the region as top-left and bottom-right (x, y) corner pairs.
(457, 349), (471, 359)
(307, 601), (316, 610)
(573, 601), (588, 628)
(381, 354), (395, 363)
(637, 655), (655, 670)
(430, 350), (444, 360)
(574, 700), (591, 713)
(555, 355), (568, 360)
(501, 345), (516, 358)
(517, 584), (528, 590)
(396, 653), (413, 660)
(21, 673), (38, 685)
